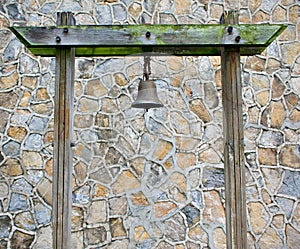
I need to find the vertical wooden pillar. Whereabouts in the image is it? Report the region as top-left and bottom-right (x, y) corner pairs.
(221, 11), (247, 249)
(53, 12), (75, 249)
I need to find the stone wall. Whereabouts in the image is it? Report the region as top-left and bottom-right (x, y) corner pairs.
(0, 0), (299, 248)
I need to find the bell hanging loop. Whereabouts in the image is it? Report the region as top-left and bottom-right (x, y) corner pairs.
(131, 56), (163, 110)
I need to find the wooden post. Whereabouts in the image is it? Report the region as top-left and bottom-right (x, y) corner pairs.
(221, 11), (247, 249)
(53, 12), (75, 249)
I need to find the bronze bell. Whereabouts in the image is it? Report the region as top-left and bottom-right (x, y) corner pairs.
(132, 79), (163, 109)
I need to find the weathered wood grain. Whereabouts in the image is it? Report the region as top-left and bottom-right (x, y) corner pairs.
(10, 24), (285, 56)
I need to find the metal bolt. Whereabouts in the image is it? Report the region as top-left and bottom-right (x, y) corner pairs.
(63, 27), (68, 33)
(227, 26), (233, 34)
(145, 31), (151, 39)
(56, 36), (61, 42)
(235, 36), (241, 43)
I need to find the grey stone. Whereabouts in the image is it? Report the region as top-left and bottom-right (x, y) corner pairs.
(4, 39), (21, 62)
(165, 213), (186, 242)
(0, 110), (9, 133)
(24, 133), (43, 150)
(0, 90), (18, 110)
(7, 3), (25, 20)
(9, 193), (28, 212)
(96, 4), (112, 24)
(198, 57), (214, 81)
(105, 147), (124, 165)
(97, 129), (119, 141)
(40, 2), (58, 14)
(95, 58), (124, 74)
(85, 226), (107, 245)
(34, 201), (51, 226)
(262, 0), (278, 12)
(112, 4), (127, 22)
(19, 53), (40, 74)
(11, 178), (33, 195)
(181, 204), (200, 226)
(90, 167), (112, 184)
(0, 215), (12, 239)
(278, 170), (300, 199)
(72, 184), (90, 205)
(80, 130), (98, 143)
(0, 182), (9, 198)
(28, 116), (49, 131)
(204, 82), (218, 109)
(275, 197), (294, 219)
(203, 167), (224, 188)
(258, 130), (284, 147)
(191, 190), (204, 209)
(2, 140), (21, 156)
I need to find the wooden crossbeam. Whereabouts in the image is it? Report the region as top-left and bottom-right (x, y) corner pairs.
(10, 24), (285, 56)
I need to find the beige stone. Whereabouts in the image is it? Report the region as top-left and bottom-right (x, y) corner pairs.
(154, 201), (177, 219)
(261, 100), (286, 128)
(37, 178), (52, 205)
(174, 0), (191, 15)
(272, 5), (287, 22)
(257, 90), (269, 106)
(170, 172), (186, 192)
(245, 56), (266, 71)
(280, 25), (296, 41)
(289, 5), (299, 24)
(175, 136), (200, 151)
(128, 2), (142, 18)
(164, 157), (174, 170)
(188, 225), (208, 243)
(272, 214), (285, 229)
(130, 191), (150, 206)
(203, 190), (225, 225)
(167, 57), (184, 72)
(87, 200), (107, 224)
(22, 151), (43, 169)
(154, 139), (173, 160)
(30, 102), (53, 115)
(253, 10), (270, 23)
(7, 126), (27, 142)
(199, 147), (221, 164)
(109, 217), (127, 238)
(74, 161), (87, 184)
(170, 111), (190, 134)
(261, 188), (272, 204)
(109, 197), (127, 216)
(45, 158), (53, 177)
(285, 92), (299, 110)
(261, 168), (283, 195)
(72, 206), (83, 230)
(78, 97), (99, 112)
(281, 42), (300, 65)
(1, 158), (23, 177)
(176, 152), (196, 169)
(266, 58), (281, 73)
(134, 226), (150, 242)
(129, 157), (145, 177)
(112, 170), (140, 194)
(213, 227), (226, 249)
(210, 4), (223, 20)
(289, 108), (300, 124)
(170, 72), (184, 87)
(258, 227), (283, 249)
(189, 99), (212, 123)
(279, 145), (300, 168)
(286, 224), (300, 249)
(35, 88), (50, 101)
(0, 70), (18, 89)
(92, 183), (109, 198)
(113, 73), (127, 86)
(19, 91), (31, 107)
(272, 75), (285, 99)
(248, 202), (270, 234)
(258, 148), (277, 165)
(85, 78), (107, 98)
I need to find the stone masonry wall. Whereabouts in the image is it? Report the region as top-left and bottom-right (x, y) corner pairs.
(0, 0), (299, 248)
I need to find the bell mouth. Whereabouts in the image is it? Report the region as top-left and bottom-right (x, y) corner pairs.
(131, 79), (163, 110)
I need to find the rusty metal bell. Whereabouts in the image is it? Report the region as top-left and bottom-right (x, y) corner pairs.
(131, 79), (163, 109)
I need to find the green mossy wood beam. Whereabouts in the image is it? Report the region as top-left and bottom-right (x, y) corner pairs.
(10, 24), (285, 56)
